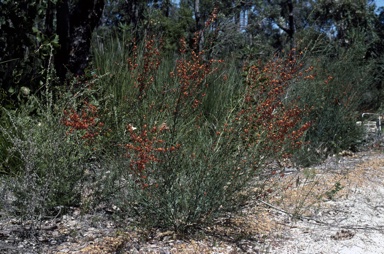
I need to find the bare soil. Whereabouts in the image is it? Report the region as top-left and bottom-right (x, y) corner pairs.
(268, 150), (384, 254)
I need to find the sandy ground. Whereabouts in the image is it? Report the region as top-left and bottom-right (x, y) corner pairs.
(268, 151), (384, 254)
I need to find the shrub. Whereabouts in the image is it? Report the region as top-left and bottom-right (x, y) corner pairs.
(0, 77), (113, 223)
(93, 32), (311, 233)
(291, 39), (370, 165)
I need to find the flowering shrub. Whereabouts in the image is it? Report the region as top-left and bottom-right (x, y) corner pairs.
(127, 37), (161, 101)
(0, 27), (315, 235)
(87, 10), (313, 233)
(237, 53), (312, 158)
(62, 101), (105, 142)
(124, 123), (180, 189)
(171, 38), (223, 114)
(109, 32), (313, 232)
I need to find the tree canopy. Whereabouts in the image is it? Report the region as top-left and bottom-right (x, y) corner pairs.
(1, 0), (384, 106)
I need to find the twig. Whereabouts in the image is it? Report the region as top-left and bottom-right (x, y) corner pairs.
(257, 199), (384, 231)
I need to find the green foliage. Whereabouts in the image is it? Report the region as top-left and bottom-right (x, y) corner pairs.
(117, 124), (255, 232)
(292, 31), (372, 165)
(145, 6), (195, 52)
(0, 76), (114, 220)
(90, 34), (310, 233)
(0, 0), (60, 107)
(3, 0), (384, 237)
(92, 35), (245, 232)
(0, 110), (23, 177)
(325, 182), (343, 200)
(0, 111), (78, 217)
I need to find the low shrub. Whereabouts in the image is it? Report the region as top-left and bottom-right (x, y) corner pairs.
(0, 79), (112, 222)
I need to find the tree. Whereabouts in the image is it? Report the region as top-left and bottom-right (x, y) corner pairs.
(311, 0), (376, 45)
(0, 0), (105, 101)
(268, 0), (296, 50)
(0, 1), (43, 102)
(54, 0), (105, 80)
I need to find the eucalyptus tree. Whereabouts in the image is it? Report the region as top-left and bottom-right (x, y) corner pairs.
(311, 0), (377, 46)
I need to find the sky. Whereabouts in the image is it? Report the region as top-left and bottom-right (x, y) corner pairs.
(376, 0), (384, 8)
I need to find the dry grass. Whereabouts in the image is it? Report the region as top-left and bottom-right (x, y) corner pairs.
(253, 150), (384, 233)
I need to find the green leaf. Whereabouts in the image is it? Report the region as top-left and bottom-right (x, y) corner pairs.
(51, 34), (60, 48)
(32, 26), (39, 34)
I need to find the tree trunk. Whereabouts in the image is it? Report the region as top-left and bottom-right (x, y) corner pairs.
(287, 0), (296, 52)
(124, 0), (145, 39)
(273, 0), (296, 52)
(194, 0), (205, 53)
(68, 0), (105, 76)
(162, 0), (171, 17)
(55, 0), (104, 81)
(194, 0), (202, 31)
(55, 0), (70, 81)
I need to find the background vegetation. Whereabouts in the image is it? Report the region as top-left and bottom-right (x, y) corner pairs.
(1, 0), (384, 234)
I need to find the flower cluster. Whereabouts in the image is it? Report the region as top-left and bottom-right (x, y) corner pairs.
(205, 8), (218, 27)
(124, 123), (180, 188)
(171, 38), (223, 113)
(62, 101), (104, 142)
(236, 53), (312, 156)
(127, 37), (161, 100)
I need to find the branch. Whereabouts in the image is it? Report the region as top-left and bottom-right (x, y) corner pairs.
(257, 199), (384, 231)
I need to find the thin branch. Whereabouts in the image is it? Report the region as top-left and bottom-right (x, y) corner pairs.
(257, 199), (384, 231)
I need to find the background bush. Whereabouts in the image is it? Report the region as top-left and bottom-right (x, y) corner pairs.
(291, 31), (372, 165)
